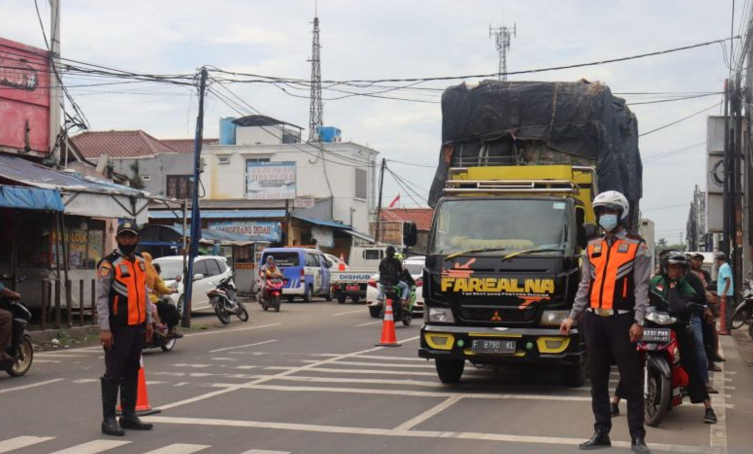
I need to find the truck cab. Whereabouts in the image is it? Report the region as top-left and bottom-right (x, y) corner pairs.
(420, 165), (596, 386)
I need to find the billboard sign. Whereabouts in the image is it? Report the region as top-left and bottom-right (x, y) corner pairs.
(0, 37), (51, 155)
(245, 161), (296, 200)
(210, 221), (282, 242)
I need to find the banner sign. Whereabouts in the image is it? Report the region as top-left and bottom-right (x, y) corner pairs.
(210, 221), (282, 242)
(246, 161), (296, 200)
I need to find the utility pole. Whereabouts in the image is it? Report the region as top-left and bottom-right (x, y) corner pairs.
(308, 5), (323, 142)
(489, 24), (516, 81)
(733, 73), (744, 300)
(49, 0), (62, 160)
(181, 67), (208, 328)
(723, 79), (731, 259)
(375, 159), (386, 243)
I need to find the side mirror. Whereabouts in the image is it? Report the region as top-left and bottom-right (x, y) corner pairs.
(193, 274), (205, 281)
(403, 221), (418, 248)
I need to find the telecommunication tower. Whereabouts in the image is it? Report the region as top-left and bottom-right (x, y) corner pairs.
(308, 11), (323, 142)
(489, 24), (516, 81)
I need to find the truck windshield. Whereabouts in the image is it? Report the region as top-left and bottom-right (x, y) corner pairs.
(430, 199), (570, 256)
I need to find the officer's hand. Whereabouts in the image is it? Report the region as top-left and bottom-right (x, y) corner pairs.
(629, 323), (643, 343)
(704, 307), (714, 322)
(101, 330), (114, 350)
(559, 318), (575, 336)
(145, 324), (154, 343)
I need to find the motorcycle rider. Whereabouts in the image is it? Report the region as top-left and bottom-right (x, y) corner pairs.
(0, 284), (22, 363)
(259, 256), (283, 303)
(377, 246), (410, 312)
(141, 253), (182, 339)
(689, 254), (725, 368)
(649, 251), (717, 424)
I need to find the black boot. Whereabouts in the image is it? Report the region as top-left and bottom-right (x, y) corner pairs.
(100, 377), (125, 436)
(579, 432), (611, 450)
(631, 437), (650, 453)
(118, 376), (153, 430)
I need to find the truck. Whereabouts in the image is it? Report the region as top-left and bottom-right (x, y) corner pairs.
(420, 80), (642, 387)
(330, 245), (395, 304)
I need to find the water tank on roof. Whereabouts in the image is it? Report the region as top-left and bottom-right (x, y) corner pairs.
(317, 126), (342, 143)
(220, 117), (237, 145)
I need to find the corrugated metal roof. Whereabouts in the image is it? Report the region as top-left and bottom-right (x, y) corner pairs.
(293, 215), (351, 230)
(233, 115), (303, 130)
(149, 210), (286, 220)
(71, 130), (178, 159)
(380, 208), (434, 231)
(162, 138), (219, 154)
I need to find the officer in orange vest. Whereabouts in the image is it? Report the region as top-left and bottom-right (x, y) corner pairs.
(560, 191), (651, 453)
(96, 221), (154, 436)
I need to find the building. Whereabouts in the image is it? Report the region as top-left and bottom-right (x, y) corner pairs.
(376, 208), (434, 252)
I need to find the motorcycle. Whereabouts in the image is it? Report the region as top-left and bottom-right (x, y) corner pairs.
(731, 279), (753, 329)
(208, 274), (249, 325)
(379, 283), (416, 326)
(143, 297), (178, 353)
(260, 277), (287, 312)
(0, 297), (34, 377)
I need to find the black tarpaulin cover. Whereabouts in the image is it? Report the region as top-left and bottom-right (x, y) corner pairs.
(428, 80), (642, 208)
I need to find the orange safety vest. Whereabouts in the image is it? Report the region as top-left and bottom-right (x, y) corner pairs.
(586, 234), (644, 311)
(100, 251), (148, 327)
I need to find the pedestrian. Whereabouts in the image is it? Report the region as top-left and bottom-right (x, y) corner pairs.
(682, 254), (718, 394)
(716, 253), (734, 335)
(97, 221), (154, 436)
(560, 191), (650, 453)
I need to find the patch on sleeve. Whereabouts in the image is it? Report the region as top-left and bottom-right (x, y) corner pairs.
(99, 262), (112, 278)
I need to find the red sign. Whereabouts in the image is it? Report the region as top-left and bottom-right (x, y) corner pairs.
(0, 37), (51, 155)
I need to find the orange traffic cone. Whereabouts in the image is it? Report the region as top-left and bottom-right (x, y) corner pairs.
(376, 298), (401, 347)
(338, 253), (346, 272)
(117, 356), (161, 416)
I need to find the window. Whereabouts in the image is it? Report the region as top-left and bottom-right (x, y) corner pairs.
(205, 259), (221, 276)
(217, 156), (231, 165)
(355, 168), (367, 199)
(215, 259), (228, 273)
(246, 158), (271, 163)
(363, 249), (383, 260)
(141, 175), (151, 181)
(166, 175), (194, 199)
(262, 252), (299, 267)
(193, 260), (209, 278)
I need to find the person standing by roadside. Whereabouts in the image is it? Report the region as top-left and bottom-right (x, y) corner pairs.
(97, 221), (154, 436)
(560, 191), (651, 453)
(716, 253), (734, 335)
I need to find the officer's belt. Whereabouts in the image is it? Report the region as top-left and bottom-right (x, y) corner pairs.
(587, 308), (632, 317)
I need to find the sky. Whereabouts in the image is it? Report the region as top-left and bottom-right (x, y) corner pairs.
(1, 0), (746, 243)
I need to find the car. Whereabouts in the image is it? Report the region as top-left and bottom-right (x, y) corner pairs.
(259, 248), (332, 302)
(153, 255), (234, 315)
(366, 256), (425, 318)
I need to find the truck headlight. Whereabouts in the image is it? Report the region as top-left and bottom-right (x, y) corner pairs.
(427, 307), (454, 323)
(540, 310), (569, 326)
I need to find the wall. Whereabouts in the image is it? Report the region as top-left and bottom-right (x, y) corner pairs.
(107, 154), (194, 197)
(236, 125), (284, 145)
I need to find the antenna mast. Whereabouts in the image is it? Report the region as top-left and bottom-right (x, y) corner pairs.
(308, 4), (323, 142)
(489, 23), (516, 81)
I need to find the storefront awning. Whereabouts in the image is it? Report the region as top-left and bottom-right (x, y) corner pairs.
(344, 229), (376, 243)
(149, 210), (285, 220)
(293, 215), (352, 230)
(0, 185), (64, 212)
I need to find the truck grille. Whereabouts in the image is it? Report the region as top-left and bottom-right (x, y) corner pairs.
(458, 306), (538, 324)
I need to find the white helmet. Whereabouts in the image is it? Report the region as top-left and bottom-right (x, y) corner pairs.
(592, 190), (630, 220)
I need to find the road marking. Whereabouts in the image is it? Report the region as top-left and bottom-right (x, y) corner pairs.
(47, 440), (131, 454)
(210, 357), (238, 362)
(248, 374), (441, 387)
(157, 335), (420, 411)
(144, 416), (718, 453)
(209, 339), (278, 353)
(355, 321), (381, 327)
(236, 365), (257, 370)
(73, 379), (99, 384)
(263, 366), (437, 376)
(301, 359), (434, 369)
(140, 443), (210, 454)
(174, 382), (190, 387)
(238, 450), (291, 454)
(184, 323), (281, 338)
(33, 359), (61, 363)
(710, 338), (729, 453)
(353, 354), (427, 362)
(35, 353), (87, 358)
(173, 364), (212, 368)
(333, 309), (364, 316)
(0, 436), (54, 453)
(395, 396), (463, 431)
(0, 378), (64, 394)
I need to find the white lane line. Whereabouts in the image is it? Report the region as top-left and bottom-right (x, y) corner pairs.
(34, 353), (86, 358)
(157, 335), (420, 411)
(238, 450), (291, 454)
(210, 357), (238, 362)
(184, 323), (281, 338)
(395, 396), (463, 431)
(47, 440), (131, 454)
(263, 366), (437, 376)
(0, 378), (64, 394)
(173, 364), (212, 368)
(353, 354), (426, 362)
(174, 382), (190, 387)
(236, 366), (257, 370)
(73, 379), (99, 384)
(33, 360), (62, 363)
(301, 359), (434, 369)
(209, 339), (278, 354)
(144, 416), (717, 454)
(247, 374), (441, 388)
(355, 321), (381, 327)
(0, 436), (54, 453)
(140, 443), (210, 454)
(710, 338), (728, 453)
(333, 309), (364, 316)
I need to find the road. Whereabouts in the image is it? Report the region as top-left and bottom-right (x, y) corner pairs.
(1, 298), (752, 454)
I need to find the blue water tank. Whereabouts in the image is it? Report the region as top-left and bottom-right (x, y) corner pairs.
(317, 126), (341, 143)
(220, 117), (237, 145)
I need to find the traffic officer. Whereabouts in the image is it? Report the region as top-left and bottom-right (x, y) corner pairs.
(97, 221), (154, 436)
(560, 191), (651, 453)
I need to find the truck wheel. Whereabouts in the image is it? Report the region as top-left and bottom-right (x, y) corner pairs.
(369, 305), (381, 318)
(337, 294), (347, 304)
(563, 358), (588, 388)
(435, 358), (464, 384)
(303, 286), (312, 303)
(351, 296), (361, 303)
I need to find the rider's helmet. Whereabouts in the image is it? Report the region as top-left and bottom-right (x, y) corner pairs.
(385, 246), (396, 258)
(592, 190), (630, 221)
(660, 250), (689, 277)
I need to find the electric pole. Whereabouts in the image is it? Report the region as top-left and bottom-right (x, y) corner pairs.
(49, 0), (62, 159)
(308, 6), (323, 142)
(375, 159), (386, 243)
(489, 24), (516, 81)
(182, 67), (208, 328)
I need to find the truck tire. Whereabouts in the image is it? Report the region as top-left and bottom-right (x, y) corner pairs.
(351, 296), (361, 303)
(369, 305), (381, 318)
(337, 294), (347, 304)
(435, 358), (464, 384)
(563, 358), (588, 388)
(303, 286), (312, 303)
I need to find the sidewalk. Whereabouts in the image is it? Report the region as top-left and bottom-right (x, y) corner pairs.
(724, 328), (753, 454)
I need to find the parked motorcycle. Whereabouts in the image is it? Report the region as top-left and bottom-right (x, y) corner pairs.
(731, 280), (753, 329)
(260, 277), (287, 312)
(379, 284), (415, 326)
(0, 297), (34, 377)
(208, 275), (249, 325)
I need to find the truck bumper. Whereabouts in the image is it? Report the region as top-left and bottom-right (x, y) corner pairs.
(418, 324), (584, 365)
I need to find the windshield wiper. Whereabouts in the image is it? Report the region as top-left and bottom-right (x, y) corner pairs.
(445, 247), (507, 260)
(500, 247), (565, 261)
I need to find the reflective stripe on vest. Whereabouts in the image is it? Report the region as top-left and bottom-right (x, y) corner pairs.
(588, 237), (640, 310)
(112, 256), (147, 326)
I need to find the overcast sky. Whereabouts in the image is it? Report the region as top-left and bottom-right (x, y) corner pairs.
(1, 0), (744, 243)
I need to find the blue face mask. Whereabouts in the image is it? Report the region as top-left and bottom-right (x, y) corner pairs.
(599, 214), (619, 232)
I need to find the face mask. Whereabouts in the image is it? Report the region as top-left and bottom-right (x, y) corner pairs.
(599, 214), (619, 232)
(119, 244), (137, 255)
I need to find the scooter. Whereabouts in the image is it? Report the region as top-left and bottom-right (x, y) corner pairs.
(143, 297), (178, 353)
(380, 283), (416, 326)
(208, 275), (249, 325)
(260, 277), (287, 312)
(731, 280), (753, 329)
(0, 297), (34, 377)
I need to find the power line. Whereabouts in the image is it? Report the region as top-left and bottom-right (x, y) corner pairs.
(639, 101), (722, 137)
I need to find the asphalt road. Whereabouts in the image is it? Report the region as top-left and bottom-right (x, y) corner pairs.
(1, 298), (752, 454)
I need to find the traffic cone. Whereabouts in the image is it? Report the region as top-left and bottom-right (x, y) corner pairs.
(117, 356), (161, 416)
(338, 253), (346, 271)
(719, 299), (729, 334)
(376, 298), (401, 347)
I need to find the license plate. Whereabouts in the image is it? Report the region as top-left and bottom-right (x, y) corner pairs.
(641, 328), (671, 343)
(346, 285), (360, 291)
(471, 339), (517, 354)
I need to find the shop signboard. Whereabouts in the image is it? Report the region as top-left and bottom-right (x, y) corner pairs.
(245, 161), (296, 200)
(210, 221), (282, 242)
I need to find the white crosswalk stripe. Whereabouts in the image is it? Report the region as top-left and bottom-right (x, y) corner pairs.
(238, 450), (290, 454)
(140, 443), (210, 454)
(0, 436), (54, 453)
(45, 440), (131, 454)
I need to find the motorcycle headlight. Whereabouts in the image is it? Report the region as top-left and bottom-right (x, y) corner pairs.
(427, 307), (454, 323)
(540, 310), (569, 327)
